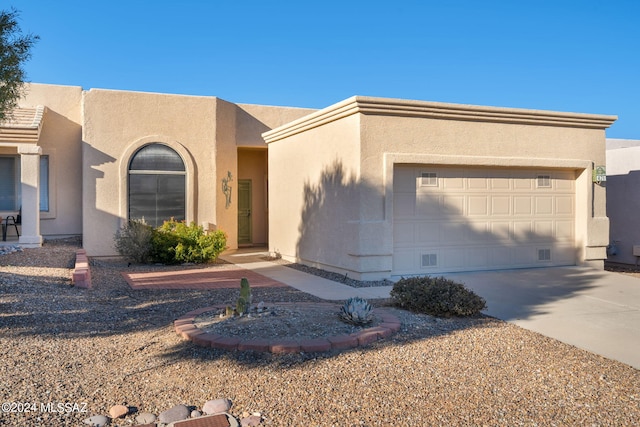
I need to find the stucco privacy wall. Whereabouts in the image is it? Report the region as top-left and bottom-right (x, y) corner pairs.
(606, 139), (640, 265)
(13, 83), (83, 238)
(265, 96), (617, 279)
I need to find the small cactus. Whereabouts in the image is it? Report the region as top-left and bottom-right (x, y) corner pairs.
(235, 277), (252, 316)
(339, 297), (374, 325)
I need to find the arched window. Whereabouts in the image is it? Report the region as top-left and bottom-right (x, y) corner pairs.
(128, 144), (186, 227)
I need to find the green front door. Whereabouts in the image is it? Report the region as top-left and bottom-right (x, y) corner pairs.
(238, 179), (252, 245)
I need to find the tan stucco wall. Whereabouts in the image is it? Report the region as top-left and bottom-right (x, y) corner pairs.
(362, 113), (609, 272)
(82, 88), (225, 256)
(18, 83), (83, 237)
(235, 103), (316, 148)
(265, 97), (615, 279)
(81, 91), (315, 256)
(267, 114), (362, 273)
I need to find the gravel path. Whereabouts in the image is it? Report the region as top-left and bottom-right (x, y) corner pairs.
(0, 239), (639, 426)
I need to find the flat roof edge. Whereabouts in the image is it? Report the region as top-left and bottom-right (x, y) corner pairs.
(263, 96), (618, 143)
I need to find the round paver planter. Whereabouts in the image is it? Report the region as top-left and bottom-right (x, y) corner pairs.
(175, 303), (401, 354)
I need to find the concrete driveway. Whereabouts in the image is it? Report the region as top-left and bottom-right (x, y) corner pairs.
(443, 266), (640, 370)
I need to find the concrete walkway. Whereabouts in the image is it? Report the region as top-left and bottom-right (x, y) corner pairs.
(221, 249), (640, 369)
(219, 248), (392, 300)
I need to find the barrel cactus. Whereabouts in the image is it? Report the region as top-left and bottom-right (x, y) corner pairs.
(339, 297), (374, 325)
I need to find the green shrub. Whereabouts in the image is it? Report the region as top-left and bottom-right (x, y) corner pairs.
(150, 219), (227, 264)
(149, 227), (182, 264)
(115, 218), (227, 264)
(390, 276), (487, 317)
(113, 220), (153, 263)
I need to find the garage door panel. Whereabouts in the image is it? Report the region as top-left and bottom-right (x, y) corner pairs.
(556, 196), (574, 215)
(468, 196), (489, 216)
(513, 178), (533, 190)
(416, 194), (442, 217)
(466, 221), (490, 241)
(554, 244), (576, 263)
(513, 221), (533, 239)
(468, 175), (488, 189)
(467, 248), (490, 267)
(440, 222), (467, 243)
(393, 222), (415, 246)
(491, 196), (511, 215)
(442, 195), (464, 215)
(418, 223), (440, 244)
(491, 221), (511, 240)
(491, 176), (511, 189)
(393, 165), (576, 275)
(556, 177), (574, 190)
(555, 221), (574, 241)
(393, 248), (417, 271)
(533, 221), (554, 239)
(514, 197), (533, 215)
(443, 176), (464, 189)
(394, 168), (417, 191)
(535, 196), (554, 214)
(394, 193), (416, 217)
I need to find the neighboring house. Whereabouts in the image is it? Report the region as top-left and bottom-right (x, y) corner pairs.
(0, 83), (617, 279)
(606, 138), (640, 265)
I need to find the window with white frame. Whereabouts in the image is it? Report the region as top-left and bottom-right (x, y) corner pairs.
(420, 171), (438, 187)
(0, 155), (49, 212)
(537, 175), (551, 188)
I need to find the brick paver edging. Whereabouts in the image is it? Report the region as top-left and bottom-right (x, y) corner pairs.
(175, 303), (401, 354)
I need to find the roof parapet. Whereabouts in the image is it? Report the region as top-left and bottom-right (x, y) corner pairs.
(263, 96), (618, 143)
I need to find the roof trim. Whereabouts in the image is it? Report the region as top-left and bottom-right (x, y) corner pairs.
(262, 96), (618, 143)
(0, 106), (47, 144)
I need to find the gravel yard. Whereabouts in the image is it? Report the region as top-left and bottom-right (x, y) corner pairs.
(1, 239), (639, 426)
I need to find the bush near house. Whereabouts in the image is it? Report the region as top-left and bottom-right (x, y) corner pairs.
(114, 219), (227, 264)
(390, 276), (487, 317)
(113, 220), (154, 263)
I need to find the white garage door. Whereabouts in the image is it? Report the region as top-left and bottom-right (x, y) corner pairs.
(393, 165), (576, 275)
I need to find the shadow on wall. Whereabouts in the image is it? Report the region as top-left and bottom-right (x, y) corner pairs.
(235, 106), (270, 146)
(297, 161), (581, 274)
(607, 172), (640, 265)
(295, 160), (596, 319)
(81, 142), (120, 255)
(296, 160), (361, 271)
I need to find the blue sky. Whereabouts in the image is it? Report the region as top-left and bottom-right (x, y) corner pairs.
(9, 0), (640, 138)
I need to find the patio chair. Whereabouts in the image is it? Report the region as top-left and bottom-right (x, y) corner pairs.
(2, 210), (20, 242)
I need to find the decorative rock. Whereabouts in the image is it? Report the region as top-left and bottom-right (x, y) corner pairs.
(241, 415), (262, 426)
(202, 398), (232, 415)
(158, 404), (190, 424)
(0, 245), (22, 256)
(109, 404), (128, 419)
(191, 409), (202, 418)
(84, 415), (109, 426)
(135, 412), (157, 424)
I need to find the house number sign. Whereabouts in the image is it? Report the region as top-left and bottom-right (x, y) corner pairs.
(592, 165), (606, 183)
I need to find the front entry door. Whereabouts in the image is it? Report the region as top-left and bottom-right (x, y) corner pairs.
(238, 179), (252, 245)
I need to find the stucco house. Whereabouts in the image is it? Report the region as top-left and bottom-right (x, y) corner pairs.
(0, 83), (616, 279)
(606, 138), (640, 265)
